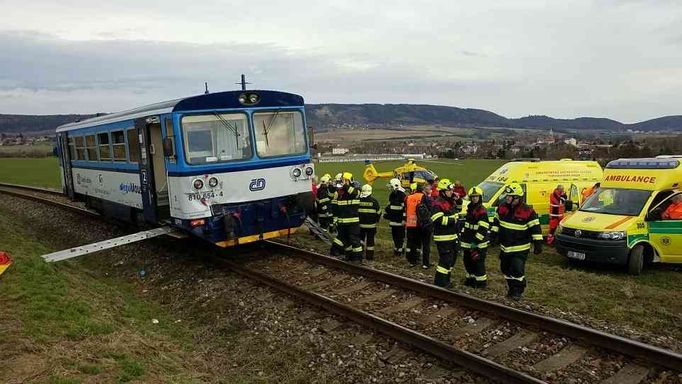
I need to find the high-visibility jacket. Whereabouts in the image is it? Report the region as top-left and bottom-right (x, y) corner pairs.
(316, 184), (332, 218)
(385, 189), (407, 226)
(359, 196), (382, 229)
(330, 185), (360, 224)
(405, 192), (425, 228)
(461, 203), (490, 249)
(491, 202), (542, 253)
(430, 196), (459, 242)
(549, 189), (567, 219)
(662, 202), (682, 220)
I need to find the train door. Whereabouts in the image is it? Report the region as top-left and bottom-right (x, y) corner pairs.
(149, 117), (170, 220)
(57, 132), (75, 199)
(135, 116), (168, 223)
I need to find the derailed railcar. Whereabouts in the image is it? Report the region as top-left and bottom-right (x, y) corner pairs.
(55, 90), (314, 247)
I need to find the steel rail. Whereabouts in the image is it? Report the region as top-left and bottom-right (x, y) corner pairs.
(0, 182), (63, 195)
(224, 259), (545, 384)
(266, 240), (682, 372)
(0, 183), (98, 217)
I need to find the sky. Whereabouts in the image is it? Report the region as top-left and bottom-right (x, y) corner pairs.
(0, 0), (680, 122)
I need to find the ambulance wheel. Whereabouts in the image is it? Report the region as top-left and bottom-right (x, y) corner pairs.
(628, 245), (644, 275)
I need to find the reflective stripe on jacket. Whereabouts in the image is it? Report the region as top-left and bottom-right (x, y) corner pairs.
(460, 203), (490, 249)
(359, 196), (382, 228)
(385, 189), (407, 226)
(430, 196), (458, 242)
(491, 202), (542, 252)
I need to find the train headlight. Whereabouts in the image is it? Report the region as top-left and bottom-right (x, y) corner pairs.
(193, 179), (204, 190)
(208, 177), (219, 188)
(238, 92), (260, 106)
(292, 168), (302, 178)
(305, 166), (314, 176)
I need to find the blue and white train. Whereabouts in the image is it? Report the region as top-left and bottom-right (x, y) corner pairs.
(56, 90), (315, 247)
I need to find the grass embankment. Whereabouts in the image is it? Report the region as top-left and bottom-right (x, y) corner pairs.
(0, 157), (61, 189)
(0, 204), (198, 383)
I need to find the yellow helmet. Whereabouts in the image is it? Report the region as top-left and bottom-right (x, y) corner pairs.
(342, 172), (353, 181)
(468, 186), (483, 197)
(320, 174), (331, 183)
(437, 178), (453, 191)
(410, 182), (418, 191)
(504, 183), (524, 197)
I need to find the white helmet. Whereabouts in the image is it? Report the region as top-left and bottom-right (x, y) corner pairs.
(360, 184), (372, 198)
(388, 178), (401, 190)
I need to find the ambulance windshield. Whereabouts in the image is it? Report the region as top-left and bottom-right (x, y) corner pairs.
(478, 181), (504, 203)
(580, 188), (651, 216)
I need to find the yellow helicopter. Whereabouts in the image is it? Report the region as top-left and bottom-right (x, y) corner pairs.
(363, 159), (438, 188)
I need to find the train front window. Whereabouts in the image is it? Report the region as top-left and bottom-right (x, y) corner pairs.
(253, 111), (306, 158)
(181, 113), (251, 164)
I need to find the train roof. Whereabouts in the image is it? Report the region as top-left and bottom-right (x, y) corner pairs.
(56, 90), (304, 132)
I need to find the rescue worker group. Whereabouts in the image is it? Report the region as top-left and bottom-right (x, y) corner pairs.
(312, 173), (558, 301)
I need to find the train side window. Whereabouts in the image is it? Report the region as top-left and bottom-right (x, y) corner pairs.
(111, 130), (126, 162)
(97, 132), (111, 161)
(85, 135), (97, 161)
(127, 129), (139, 163)
(75, 136), (86, 160)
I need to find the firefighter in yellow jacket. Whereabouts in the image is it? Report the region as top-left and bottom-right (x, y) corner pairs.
(490, 183), (543, 300)
(460, 187), (490, 288)
(431, 179), (460, 287)
(358, 184), (381, 261)
(329, 172), (363, 263)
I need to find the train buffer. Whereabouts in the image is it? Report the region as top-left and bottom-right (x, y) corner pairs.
(42, 227), (175, 263)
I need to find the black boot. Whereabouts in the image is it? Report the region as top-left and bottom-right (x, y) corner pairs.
(474, 280), (488, 289)
(463, 277), (476, 287)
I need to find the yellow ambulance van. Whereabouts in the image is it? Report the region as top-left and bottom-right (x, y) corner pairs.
(556, 157), (682, 274)
(471, 159), (603, 233)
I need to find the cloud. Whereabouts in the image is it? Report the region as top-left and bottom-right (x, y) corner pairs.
(0, 0), (681, 122)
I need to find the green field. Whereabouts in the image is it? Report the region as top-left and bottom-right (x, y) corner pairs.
(315, 159), (504, 201)
(0, 143), (54, 158)
(0, 157), (62, 189)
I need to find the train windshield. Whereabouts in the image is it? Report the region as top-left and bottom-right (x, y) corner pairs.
(580, 188), (651, 216)
(181, 113), (252, 164)
(253, 110), (306, 158)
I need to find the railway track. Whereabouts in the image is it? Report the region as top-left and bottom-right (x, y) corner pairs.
(1, 182), (681, 383)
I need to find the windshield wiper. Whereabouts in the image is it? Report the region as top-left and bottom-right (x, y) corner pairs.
(261, 109), (282, 147)
(213, 112), (240, 146)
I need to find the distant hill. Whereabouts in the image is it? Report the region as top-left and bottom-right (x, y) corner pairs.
(0, 114), (96, 135)
(306, 104), (682, 132)
(1, 104), (681, 134)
